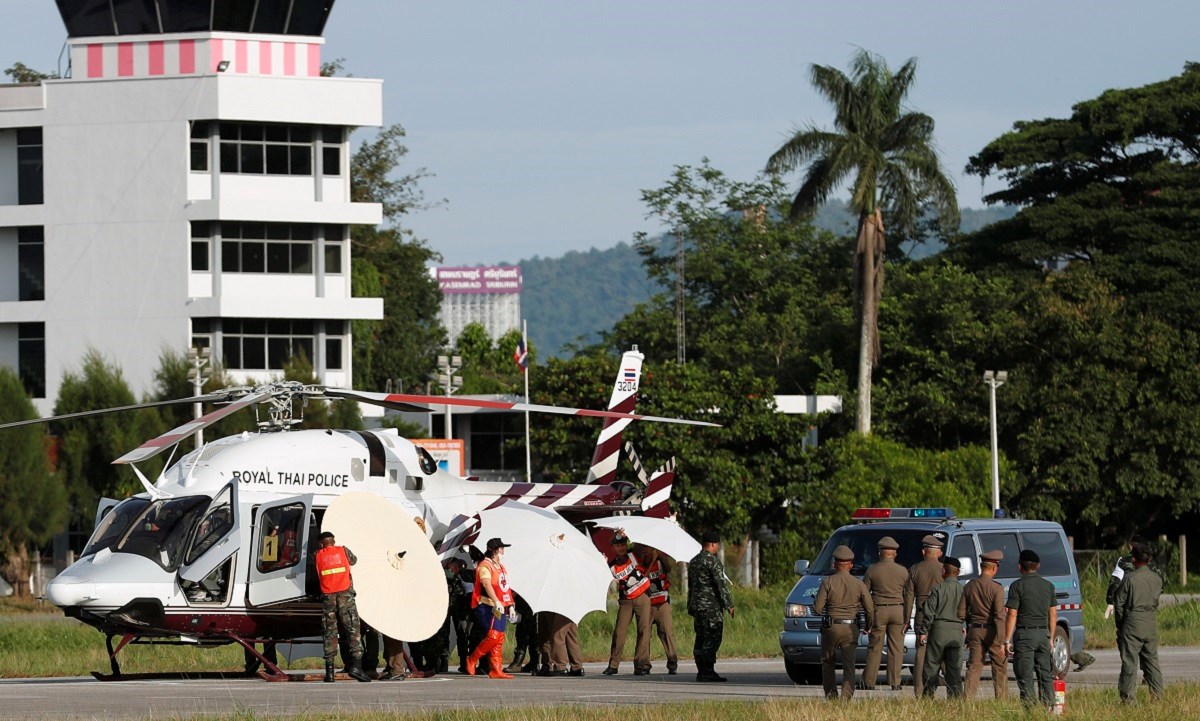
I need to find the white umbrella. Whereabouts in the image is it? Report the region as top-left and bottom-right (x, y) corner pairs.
(473, 501), (612, 624)
(590, 515), (701, 562)
(323, 492), (449, 642)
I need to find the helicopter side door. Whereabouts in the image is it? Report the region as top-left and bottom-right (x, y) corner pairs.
(177, 480), (240, 584)
(248, 494), (313, 607)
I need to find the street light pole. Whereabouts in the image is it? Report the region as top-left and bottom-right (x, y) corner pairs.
(437, 355), (463, 440)
(983, 370), (1008, 517)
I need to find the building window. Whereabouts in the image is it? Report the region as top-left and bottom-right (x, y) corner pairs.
(18, 227), (44, 301)
(191, 318), (213, 353)
(219, 122), (319, 176)
(321, 126), (342, 176)
(325, 225), (344, 274)
(325, 337), (343, 370)
(190, 222), (210, 271)
(18, 322), (45, 398)
(190, 121), (209, 171)
(17, 128), (43, 205)
(221, 319), (315, 371)
(200, 222), (322, 275)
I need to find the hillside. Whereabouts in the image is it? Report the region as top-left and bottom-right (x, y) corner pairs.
(515, 202), (1017, 357)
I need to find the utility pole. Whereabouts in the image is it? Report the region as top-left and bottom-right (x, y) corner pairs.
(187, 346), (213, 448)
(437, 355), (463, 440)
(983, 370), (1008, 517)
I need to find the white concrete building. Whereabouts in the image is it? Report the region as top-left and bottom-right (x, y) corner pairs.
(0, 2), (384, 415)
(435, 266), (522, 344)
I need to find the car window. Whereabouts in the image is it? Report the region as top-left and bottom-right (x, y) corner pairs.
(1021, 531), (1072, 577)
(979, 532), (1021, 578)
(948, 533), (978, 578)
(809, 528), (933, 575)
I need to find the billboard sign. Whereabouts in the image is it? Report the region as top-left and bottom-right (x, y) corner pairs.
(436, 266), (522, 294)
(413, 438), (466, 477)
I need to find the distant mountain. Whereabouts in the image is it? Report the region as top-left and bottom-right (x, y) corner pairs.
(516, 203), (1017, 357)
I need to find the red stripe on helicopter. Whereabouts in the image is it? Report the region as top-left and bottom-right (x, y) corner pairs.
(484, 482), (535, 510)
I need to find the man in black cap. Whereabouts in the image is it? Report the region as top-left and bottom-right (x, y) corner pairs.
(905, 533), (945, 696)
(918, 556), (965, 698)
(813, 544), (873, 700)
(312, 531), (371, 682)
(1005, 549), (1057, 707)
(687, 531), (734, 682)
(603, 531), (653, 675)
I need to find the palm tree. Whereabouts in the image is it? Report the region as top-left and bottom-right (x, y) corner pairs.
(766, 49), (958, 435)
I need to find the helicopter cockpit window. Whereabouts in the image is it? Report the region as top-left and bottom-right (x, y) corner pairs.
(115, 496), (209, 571)
(186, 486), (234, 566)
(81, 498), (151, 558)
(257, 502), (306, 574)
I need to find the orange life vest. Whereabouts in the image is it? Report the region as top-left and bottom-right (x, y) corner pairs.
(643, 558), (670, 606)
(471, 557), (514, 608)
(611, 552), (650, 600)
(315, 545), (352, 594)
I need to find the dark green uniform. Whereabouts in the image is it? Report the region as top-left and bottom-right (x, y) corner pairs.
(687, 550), (733, 676)
(906, 557), (945, 696)
(813, 570), (873, 700)
(1114, 565), (1164, 702)
(919, 579), (965, 698)
(320, 547), (362, 663)
(1005, 572), (1056, 706)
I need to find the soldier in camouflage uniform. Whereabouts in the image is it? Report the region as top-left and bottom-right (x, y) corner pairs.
(313, 531), (371, 683)
(687, 531), (734, 683)
(1114, 543), (1164, 703)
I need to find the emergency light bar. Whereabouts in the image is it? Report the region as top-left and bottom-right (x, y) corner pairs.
(851, 508), (956, 521)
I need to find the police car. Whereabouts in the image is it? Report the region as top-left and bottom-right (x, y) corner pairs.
(779, 508), (1085, 685)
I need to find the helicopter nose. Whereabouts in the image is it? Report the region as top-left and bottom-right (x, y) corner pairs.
(46, 576), (98, 607)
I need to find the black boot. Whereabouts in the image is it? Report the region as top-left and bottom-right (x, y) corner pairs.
(347, 659), (372, 683)
(324, 660), (335, 683)
(520, 648), (539, 674)
(504, 648), (526, 674)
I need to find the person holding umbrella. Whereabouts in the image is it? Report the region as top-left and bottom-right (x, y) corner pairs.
(465, 537), (515, 679)
(602, 531), (653, 676)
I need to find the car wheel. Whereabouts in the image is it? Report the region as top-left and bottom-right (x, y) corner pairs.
(785, 660), (821, 685)
(1051, 625), (1070, 678)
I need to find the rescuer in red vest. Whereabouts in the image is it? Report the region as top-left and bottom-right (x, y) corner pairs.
(602, 531), (653, 675)
(466, 537), (516, 679)
(314, 531), (371, 683)
(638, 546), (679, 674)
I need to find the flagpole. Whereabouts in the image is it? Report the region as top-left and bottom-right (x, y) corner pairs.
(522, 319), (532, 483)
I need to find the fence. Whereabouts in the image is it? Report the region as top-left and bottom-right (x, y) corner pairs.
(1073, 534), (1188, 588)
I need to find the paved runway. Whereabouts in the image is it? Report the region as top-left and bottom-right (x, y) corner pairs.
(0, 648), (1196, 719)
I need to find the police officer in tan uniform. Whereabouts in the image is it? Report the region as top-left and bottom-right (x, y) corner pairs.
(960, 549), (1008, 699)
(905, 534), (945, 696)
(862, 536), (911, 690)
(813, 545), (874, 700)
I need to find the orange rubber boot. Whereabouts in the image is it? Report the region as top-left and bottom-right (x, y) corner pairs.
(466, 636), (496, 676)
(488, 645), (514, 679)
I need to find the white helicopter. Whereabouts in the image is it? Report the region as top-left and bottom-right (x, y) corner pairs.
(1, 348), (703, 680)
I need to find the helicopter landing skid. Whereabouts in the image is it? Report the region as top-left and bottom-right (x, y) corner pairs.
(89, 631), (291, 682)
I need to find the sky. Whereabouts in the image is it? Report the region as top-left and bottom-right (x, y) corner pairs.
(5, 2), (1196, 265)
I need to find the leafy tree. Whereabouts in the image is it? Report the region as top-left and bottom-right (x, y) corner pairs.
(452, 323), (532, 395)
(349, 125), (446, 392)
(766, 49), (959, 435)
(148, 348), (256, 443)
(4, 62), (58, 83)
(613, 161), (856, 396)
(0, 367), (67, 596)
(52, 351), (160, 531)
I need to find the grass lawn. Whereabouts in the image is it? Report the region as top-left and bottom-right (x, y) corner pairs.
(163, 684), (1198, 721)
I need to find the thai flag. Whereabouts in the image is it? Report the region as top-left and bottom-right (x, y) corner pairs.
(513, 336), (528, 370)
(623, 368), (637, 381)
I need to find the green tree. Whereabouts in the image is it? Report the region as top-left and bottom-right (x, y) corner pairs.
(452, 323), (532, 395)
(4, 62), (58, 83)
(766, 49), (959, 435)
(52, 351), (160, 531)
(349, 125), (445, 392)
(0, 367), (67, 596)
(280, 353), (364, 430)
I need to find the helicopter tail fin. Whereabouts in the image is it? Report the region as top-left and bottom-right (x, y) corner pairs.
(585, 347), (645, 485)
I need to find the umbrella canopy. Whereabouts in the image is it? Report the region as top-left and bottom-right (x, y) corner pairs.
(473, 501), (612, 624)
(590, 515), (701, 562)
(323, 492), (449, 642)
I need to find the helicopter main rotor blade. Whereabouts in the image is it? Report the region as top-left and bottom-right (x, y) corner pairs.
(113, 391), (272, 465)
(337, 391), (721, 428)
(0, 393), (233, 432)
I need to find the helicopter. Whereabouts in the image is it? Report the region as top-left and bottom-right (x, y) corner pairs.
(2, 347), (708, 680)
